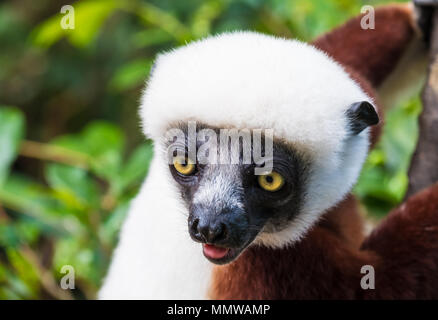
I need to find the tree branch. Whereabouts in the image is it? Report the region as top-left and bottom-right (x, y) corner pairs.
(406, 6), (438, 197)
(19, 140), (90, 169)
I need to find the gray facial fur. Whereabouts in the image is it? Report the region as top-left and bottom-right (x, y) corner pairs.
(192, 164), (245, 213)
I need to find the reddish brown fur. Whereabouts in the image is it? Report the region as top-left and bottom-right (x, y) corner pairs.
(313, 4), (415, 88)
(211, 184), (438, 299)
(210, 4), (438, 300)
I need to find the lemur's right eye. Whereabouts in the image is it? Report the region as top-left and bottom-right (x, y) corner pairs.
(173, 156), (196, 175)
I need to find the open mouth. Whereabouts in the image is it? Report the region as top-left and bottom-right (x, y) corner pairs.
(202, 244), (244, 265)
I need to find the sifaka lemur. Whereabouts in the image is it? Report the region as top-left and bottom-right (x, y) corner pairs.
(100, 2), (438, 299)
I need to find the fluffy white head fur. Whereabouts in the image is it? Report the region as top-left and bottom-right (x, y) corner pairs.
(140, 31), (373, 247)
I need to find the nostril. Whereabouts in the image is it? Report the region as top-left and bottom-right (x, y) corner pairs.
(190, 217), (229, 244)
(191, 218), (199, 233)
(190, 218), (205, 242)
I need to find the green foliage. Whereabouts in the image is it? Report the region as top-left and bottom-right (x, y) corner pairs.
(0, 0), (419, 299)
(0, 107), (24, 186)
(0, 107), (153, 299)
(109, 59), (153, 92)
(355, 97), (421, 216)
(32, 0), (120, 48)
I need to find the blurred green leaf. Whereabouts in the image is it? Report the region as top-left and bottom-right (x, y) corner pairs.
(32, 0), (119, 48)
(68, 0), (119, 47)
(99, 200), (130, 247)
(190, 0), (224, 38)
(132, 29), (173, 48)
(119, 143), (153, 190)
(30, 15), (65, 48)
(0, 285), (21, 300)
(124, 1), (193, 43)
(81, 122), (124, 181)
(0, 106), (24, 186)
(0, 174), (80, 235)
(109, 59), (152, 92)
(53, 237), (101, 288)
(6, 248), (40, 298)
(45, 163), (100, 209)
(0, 220), (40, 248)
(52, 121), (124, 181)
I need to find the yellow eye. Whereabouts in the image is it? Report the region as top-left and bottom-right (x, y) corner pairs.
(258, 172), (284, 192)
(173, 156), (196, 175)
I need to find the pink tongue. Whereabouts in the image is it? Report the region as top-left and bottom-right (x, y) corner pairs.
(203, 244), (229, 259)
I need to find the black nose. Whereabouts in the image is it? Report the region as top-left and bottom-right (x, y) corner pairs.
(189, 216), (227, 244)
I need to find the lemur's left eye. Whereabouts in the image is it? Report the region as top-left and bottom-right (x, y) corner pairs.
(258, 171), (284, 192)
(173, 156), (196, 175)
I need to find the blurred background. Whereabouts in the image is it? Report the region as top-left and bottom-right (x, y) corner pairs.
(0, 0), (420, 299)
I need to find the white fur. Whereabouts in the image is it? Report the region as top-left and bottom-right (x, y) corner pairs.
(101, 32), (373, 298)
(141, 32), (371, 160)
(99, 148), (213, 299)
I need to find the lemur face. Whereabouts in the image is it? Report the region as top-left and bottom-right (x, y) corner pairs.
(165, 124), (309, 264)
(141, 32), (380, 263)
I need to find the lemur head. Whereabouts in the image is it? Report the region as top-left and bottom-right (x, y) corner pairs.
(140, 32), (378, 265)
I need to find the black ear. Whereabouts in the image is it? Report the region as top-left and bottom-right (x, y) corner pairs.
(345, 101), (379, 135)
